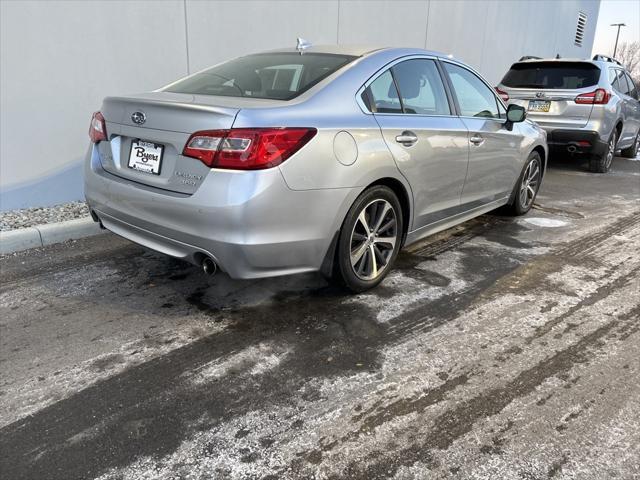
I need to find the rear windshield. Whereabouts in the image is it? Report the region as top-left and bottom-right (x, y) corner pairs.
(501, 62), (600, 89)
(165, 52), (357, 100)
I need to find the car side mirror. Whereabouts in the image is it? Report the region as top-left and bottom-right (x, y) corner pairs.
(504, 104), (526, 131)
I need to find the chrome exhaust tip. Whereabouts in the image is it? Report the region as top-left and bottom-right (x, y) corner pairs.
(202, 257), (217, 276)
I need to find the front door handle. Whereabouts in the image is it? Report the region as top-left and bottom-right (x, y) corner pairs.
(396, 131), (418, 146)
(470, 135), (485, 146)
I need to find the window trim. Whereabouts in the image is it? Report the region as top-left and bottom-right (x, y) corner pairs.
(439, 58), (508, 124)
(355, 55), (457, 118)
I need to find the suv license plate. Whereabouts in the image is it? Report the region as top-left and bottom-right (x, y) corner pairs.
(128, 140), (164, 175)
(528, 100), (551, 113)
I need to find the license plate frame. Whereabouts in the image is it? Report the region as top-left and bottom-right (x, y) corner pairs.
(528, 100), (551, 113)
(127, 139), (164, 175)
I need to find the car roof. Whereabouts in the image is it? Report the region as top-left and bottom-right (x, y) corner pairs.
(262, 44), (447, 59)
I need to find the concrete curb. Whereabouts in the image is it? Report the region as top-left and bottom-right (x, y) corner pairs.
(0, 217), (105, 255)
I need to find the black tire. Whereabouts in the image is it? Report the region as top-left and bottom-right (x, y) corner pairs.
(620, 130), (639, 159)
(333, 185), (403, 293)
(589, 130), (617, 173)
(504, 151), (543, 216)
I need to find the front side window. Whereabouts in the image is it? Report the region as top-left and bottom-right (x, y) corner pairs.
(444, 63), (500, 119)
(365, 70), (403, 113)
(391, 59), (450, 115)
(165, 53), (356, 100)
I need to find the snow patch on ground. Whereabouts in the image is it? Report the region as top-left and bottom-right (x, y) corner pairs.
(521, 217), (569, 228)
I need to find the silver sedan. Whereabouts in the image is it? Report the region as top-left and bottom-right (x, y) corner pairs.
(85, 44), (547, 292)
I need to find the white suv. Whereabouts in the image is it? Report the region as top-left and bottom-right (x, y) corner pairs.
(496, 55), (640, 172)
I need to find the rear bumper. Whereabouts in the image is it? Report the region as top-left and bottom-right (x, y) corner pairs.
(545, 129), (608, 157)
(84, 145), (358, 279)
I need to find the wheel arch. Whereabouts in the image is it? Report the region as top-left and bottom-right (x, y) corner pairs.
(531, 145), (547, 177)
(367, 177), (412, 247)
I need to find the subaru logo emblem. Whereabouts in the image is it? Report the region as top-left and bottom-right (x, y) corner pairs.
(131, 111), (146, 125)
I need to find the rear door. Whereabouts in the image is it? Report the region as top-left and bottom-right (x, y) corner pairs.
(612, 69), (640, 145)
(365, 58), (469, 229)
(443, 61), (523, 205)
(499, 61), (601, 129)
(98, 92), (239, 194)
(622, 72), (640, 143)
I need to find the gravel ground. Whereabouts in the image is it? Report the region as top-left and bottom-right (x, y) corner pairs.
(0, 201), (89, 231)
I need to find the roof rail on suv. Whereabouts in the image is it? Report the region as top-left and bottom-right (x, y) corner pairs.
(518, 55), (542, 61)
(592, 54), (623, 66)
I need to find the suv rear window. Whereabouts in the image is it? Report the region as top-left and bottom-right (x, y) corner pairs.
(165, 52), (356, 100)
(501, 61), (600, 89)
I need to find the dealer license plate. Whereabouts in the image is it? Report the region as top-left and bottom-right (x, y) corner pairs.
(128, 140), (164, 175)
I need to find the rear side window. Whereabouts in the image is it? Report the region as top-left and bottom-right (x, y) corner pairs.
(501, 62), (600, 89)
(165, 53), (356, 100)
(366, 70), (403, 113)
(624, 73), (638, 99)
(391, 59), (450, 115)
(613, 69), (631, 95)
(444, 62), (500, 119)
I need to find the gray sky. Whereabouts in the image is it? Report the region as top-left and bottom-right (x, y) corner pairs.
(592, 0), (639, 56)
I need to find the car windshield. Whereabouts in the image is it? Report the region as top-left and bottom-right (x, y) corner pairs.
(165, 52), (357, 100)
(501, 61), (600, 89)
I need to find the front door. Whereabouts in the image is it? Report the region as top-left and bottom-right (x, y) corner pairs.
(442, 61), (523, 206)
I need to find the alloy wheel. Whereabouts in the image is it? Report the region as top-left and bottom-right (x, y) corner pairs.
(605, 134), (616, 169)
(349, 199), (398, 281)
(519, 158), (541, 210)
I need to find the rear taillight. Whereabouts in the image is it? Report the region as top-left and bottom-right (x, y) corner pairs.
(495, 87), (509, 102)
(574, 88), (610, 105)
(89, 111), (107, 143)
(183, 128), (317, 169)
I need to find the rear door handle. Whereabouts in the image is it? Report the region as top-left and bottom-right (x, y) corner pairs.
(395, 131), (418, 146)
(470, 135), (484, 146)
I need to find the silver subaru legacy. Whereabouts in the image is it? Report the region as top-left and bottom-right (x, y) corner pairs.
(85, 44), (547, 292)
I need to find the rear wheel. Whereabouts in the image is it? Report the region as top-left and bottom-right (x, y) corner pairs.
(620, 130), (639, 159)
(589, 130), (617, 173)
(505, 152), (542, 216)
(334, 186), (403, 292)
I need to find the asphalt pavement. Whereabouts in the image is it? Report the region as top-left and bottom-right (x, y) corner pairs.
(1, 155), (639, 480)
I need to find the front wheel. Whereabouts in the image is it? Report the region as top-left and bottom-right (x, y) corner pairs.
(334, 186), (403, 292)
(505, 152), (542, 216)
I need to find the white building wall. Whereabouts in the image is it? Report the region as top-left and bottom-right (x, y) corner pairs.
(0, 0), (600, 211)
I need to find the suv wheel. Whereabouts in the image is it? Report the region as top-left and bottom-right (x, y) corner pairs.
(620, 131), (639, 159)
(589, 130), (617, 173)
(505, 151), (542, 216)
(334, 186), (403, 292)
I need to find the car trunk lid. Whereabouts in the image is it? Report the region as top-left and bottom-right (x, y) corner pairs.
(97, 92), (243, 195)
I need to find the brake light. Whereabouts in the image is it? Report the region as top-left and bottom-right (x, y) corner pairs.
(183, 128), (317, 169)
(575, 88), (610, 105)
(495, 87), (509, 102)
(89, 111), (107, 143)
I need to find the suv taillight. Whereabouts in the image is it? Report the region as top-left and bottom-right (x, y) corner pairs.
(89, 111), (107, 143)
(495, 87), (509, 102)
(183, 128), (317, 169)
(575, 88), (610, 105)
